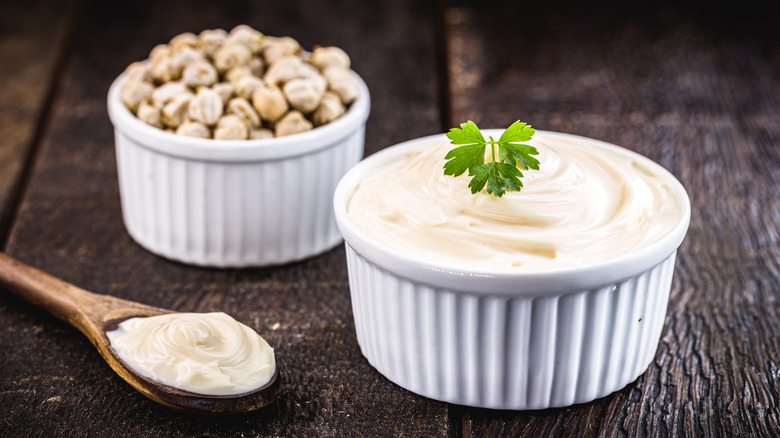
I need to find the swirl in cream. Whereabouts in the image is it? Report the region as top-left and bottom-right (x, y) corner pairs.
(347, 132), (682, 271)
(107, 312), (275, 395)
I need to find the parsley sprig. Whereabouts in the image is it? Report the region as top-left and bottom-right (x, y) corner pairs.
(443, 120), (540, 197)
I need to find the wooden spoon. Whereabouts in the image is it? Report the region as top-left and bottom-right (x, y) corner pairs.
(0, 251), (281, 414)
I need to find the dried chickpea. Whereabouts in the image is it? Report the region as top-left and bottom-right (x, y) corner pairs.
(182, 61), (218, 87)
(303, 65), (328, 94)
(212, 82), (235, 106)
(283, 78), (324, 114)
(275, 110), (312, 137)
(227, 97), (261, 128)
(188, 87), (223, 126)
(162, 93), (193, 128)
(323, 67), (359, 104)
(214, 114), (248, 140)
(120, 80), (153, 113)
(249, 127), (274, 140)
(176, 120), (211, 138)
(263, 56), (307, 86)
(170, 32), (198, 49)
(214, 42), (252, 73)
(169, 46), (205, 79)
(225, 65), (253, 84)
(262, 36), (301, 64)
(197, 29), (228, 57)
(310, 46), (351, 70)
(124, 61), (152, 83)
(234, 75), (265, 100)
(149, 44), (171, 62)
(251, 84), (288, 123)
(312, 91), (345, 126)
(226, 25), (264, 54)
(151, 55), (175, 83)
(137, 101), (163, 128)
(151, 81), (188, 108)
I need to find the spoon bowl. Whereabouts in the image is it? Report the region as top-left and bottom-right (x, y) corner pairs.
(0, 252), (280, 414)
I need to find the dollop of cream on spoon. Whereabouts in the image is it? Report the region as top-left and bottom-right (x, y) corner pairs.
(106, 312), (275, 396)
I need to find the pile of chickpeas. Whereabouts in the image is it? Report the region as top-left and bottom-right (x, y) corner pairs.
(119, 25), (359, 139)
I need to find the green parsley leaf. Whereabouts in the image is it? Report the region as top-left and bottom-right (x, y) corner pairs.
(443, 144), (486, 177)
(443, 120), (539, 197)
(442, 121), (488, 177)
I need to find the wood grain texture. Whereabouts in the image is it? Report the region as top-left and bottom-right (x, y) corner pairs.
(444, 1), (780, 436)
(0, 0), (76, 243)
(0, 0), (446, 436)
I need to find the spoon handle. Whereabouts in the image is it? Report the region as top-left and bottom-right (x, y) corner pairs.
(0, 252), (164, 336)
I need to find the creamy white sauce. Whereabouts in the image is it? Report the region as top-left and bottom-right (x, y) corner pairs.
(347, 134), (682, 270)
(107, 312), (275, 395)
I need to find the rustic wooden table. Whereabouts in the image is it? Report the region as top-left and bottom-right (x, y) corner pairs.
(1, 0), (778, 436)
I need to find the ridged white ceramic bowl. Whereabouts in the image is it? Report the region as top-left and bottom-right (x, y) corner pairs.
(334, 131), (690, 410)
(107, 71), (369, 267)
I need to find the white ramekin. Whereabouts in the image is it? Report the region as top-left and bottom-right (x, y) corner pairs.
(334, 131), (691, 410)
(107, 71), (369, 267)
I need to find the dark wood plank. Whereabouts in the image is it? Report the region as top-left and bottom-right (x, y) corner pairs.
(444, 1), (780, 436)
(0, 0), (77, 243)
(0, 0), (447, 436)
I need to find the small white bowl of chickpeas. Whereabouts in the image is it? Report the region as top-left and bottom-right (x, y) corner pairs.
(107, 25), (370, 267)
